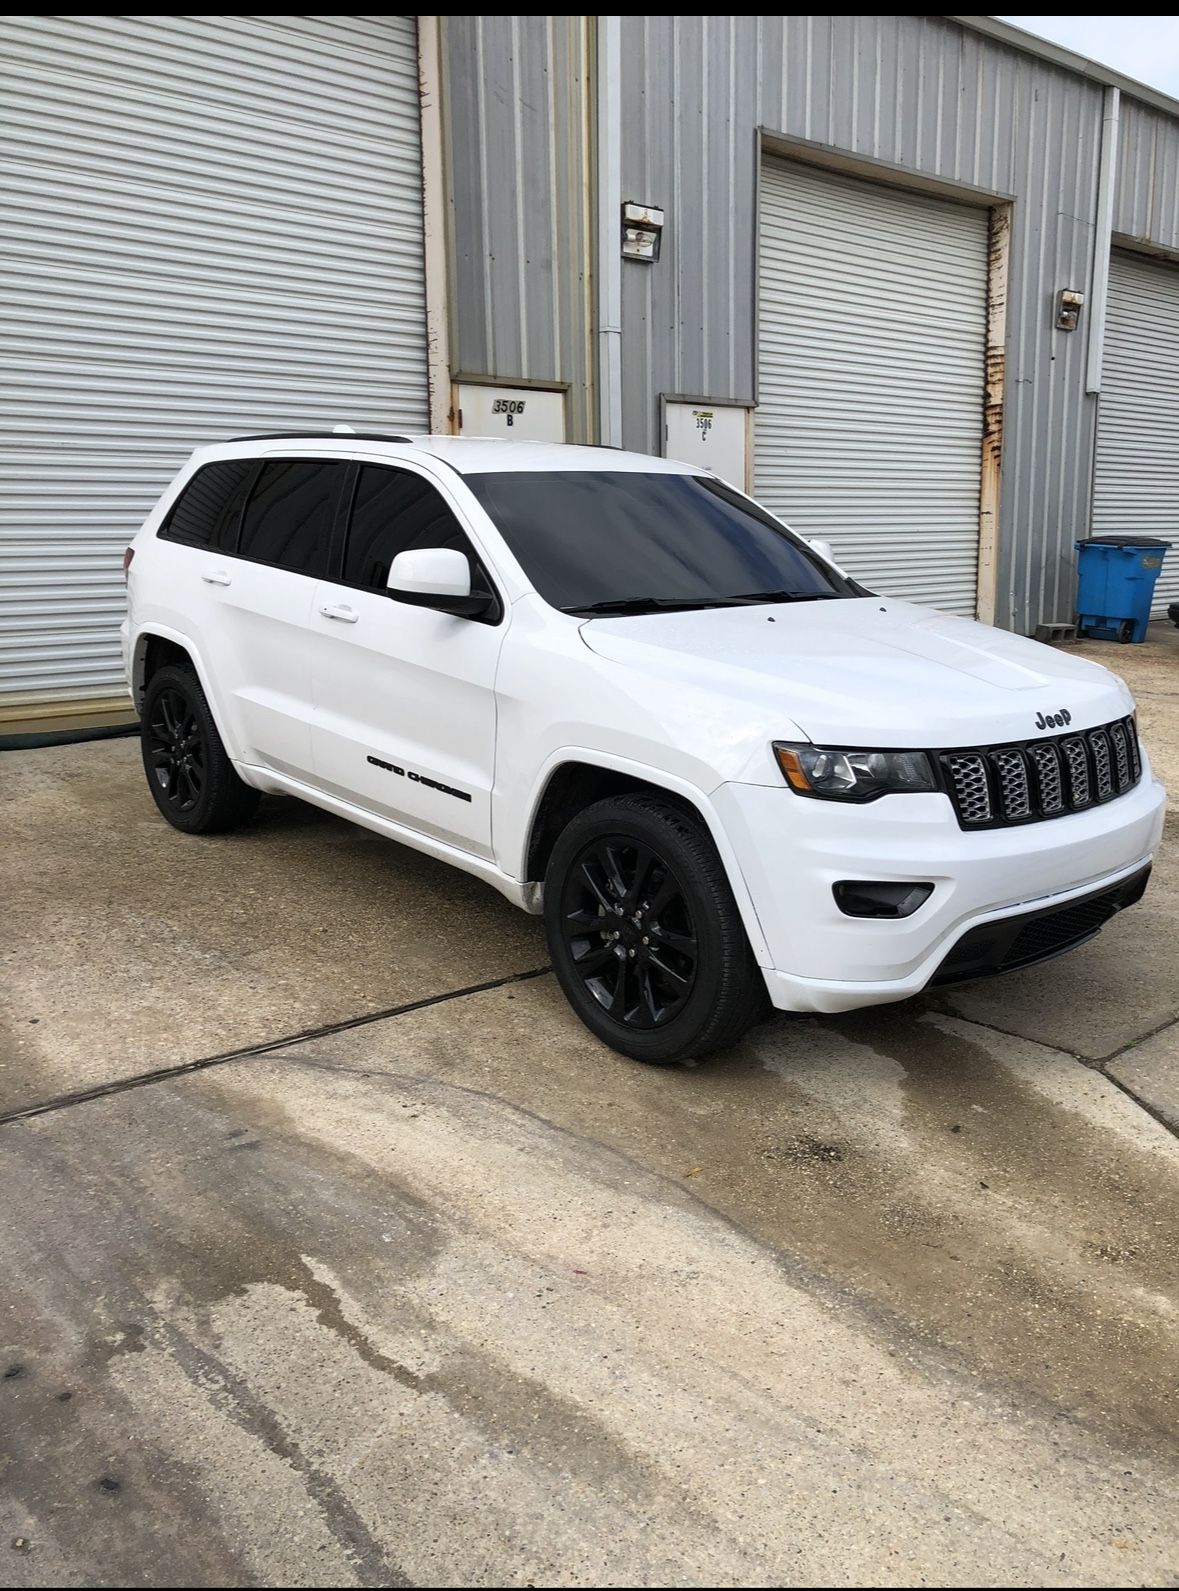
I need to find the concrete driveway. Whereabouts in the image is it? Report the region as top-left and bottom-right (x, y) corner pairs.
(3, 627), (1178, 1586)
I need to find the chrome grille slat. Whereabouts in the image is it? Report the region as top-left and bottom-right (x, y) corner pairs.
(1027, 742), (1064, 814)
(1109, 722), (1130, 790)
(1062, 737), (1091, 808)
(944, 753), (992, 825)
(938, 714), (1140, 829)
(990, 748), (1031, 820)
(1090, 728), (1113, 800)
(1127, 718), (1142, 782)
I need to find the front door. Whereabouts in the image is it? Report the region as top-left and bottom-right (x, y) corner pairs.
(309, 462), (505, 859)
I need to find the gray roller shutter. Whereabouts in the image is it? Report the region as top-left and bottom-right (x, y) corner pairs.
(0, 13), (428, 717)
(756, 160), (988, 616)
(1093, 249), (1179, 615)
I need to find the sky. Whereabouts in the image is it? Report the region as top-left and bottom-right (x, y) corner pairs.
(1000, 15), (1179, 98)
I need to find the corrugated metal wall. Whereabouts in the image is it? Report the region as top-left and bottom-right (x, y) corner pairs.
(1115, 98), (1179, 253)
(0, 12), (428, 714)
(447, 14), (1179, 634)
(444, 15), (592, 442)
(1092, 251), (1179, 614)
(618, 14), (1107, 634)
(756, 160), (989, 614)
(617, 16), (760, 451)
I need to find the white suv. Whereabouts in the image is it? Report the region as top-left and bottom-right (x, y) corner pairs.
(122, 433), (1165, 1063)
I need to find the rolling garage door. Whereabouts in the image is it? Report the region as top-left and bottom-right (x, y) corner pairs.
(1092, 250), (1179, 615)
(0, 14), (429, 721)
(756, 161), (988, 615)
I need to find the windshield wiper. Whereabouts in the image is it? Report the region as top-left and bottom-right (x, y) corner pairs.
(731, 589), (842, 603)
(563, 596), (747, 617)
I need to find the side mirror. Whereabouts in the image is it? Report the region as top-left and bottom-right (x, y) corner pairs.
(387, 547), (490, 618)
(807, 537), (836, 566)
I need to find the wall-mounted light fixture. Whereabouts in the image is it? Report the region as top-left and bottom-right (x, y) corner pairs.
(622, 200), (663, 262)
(1055, 288), (1084, 331)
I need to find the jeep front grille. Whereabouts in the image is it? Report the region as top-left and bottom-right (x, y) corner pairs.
(937, 716), (1141, 829)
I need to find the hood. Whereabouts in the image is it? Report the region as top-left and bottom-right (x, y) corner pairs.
(579, 598), (1133, 748)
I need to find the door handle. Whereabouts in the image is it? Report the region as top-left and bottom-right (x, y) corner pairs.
(319, 603), (359, 624)
(201, 569), (232, 586)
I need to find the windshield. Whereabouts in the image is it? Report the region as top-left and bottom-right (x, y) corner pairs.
(464, 470), (857, 614)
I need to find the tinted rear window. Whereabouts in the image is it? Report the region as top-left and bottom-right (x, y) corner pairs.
(238, 459), (346, 578)
(162, 459), (256, 551)
(464, 471), (852, 611)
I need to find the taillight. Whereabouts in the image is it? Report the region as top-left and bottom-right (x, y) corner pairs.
(122, 546), (135, 581)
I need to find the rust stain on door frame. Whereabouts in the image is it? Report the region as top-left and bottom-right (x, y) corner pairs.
(977, 203), (1010, 627)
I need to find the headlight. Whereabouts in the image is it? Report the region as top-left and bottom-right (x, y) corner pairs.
(773, 742), (936, 801)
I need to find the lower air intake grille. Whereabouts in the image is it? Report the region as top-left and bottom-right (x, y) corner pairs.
(931, 864), (1151, 986)
(938, 716), (1140, 829)
(1002, 892), (1123, 969)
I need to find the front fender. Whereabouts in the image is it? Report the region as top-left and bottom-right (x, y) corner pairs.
(511, 748), (773, 967)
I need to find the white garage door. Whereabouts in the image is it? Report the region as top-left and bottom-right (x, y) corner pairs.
(1093, 250), (1179, 615)
(756, 161), (988, 615)
(0, 14), (428, 718)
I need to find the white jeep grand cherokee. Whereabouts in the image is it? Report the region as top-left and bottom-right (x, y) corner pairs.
(122, 433), (1165, 1063)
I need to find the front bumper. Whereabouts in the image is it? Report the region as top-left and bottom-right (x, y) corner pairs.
(713, 763), (1166, 1014)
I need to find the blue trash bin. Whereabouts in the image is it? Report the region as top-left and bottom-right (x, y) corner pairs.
(1074, 535), (1172, 644)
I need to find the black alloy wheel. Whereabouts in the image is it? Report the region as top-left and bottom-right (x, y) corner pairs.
(139, 663), (260, 834)
(560, 836), (698, 1028)
(544, 794), (762, 1064)
(146, 685), (205, 814)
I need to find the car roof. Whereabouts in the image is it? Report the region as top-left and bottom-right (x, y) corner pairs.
(195, 433), (702, 477)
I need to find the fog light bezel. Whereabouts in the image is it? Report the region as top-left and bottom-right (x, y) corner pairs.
(833, 880), (934, 919)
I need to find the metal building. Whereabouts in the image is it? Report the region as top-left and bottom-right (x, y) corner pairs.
(3, 14), (1179, 730)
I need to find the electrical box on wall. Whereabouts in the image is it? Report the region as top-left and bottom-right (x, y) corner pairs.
(662, 398), (751, 490)
(456, 383), (567, 443)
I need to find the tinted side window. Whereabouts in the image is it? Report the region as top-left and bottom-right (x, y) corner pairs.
(162, 459), (256, 551)
(238, 459), (345, 577)
(343, 466), (476, 589)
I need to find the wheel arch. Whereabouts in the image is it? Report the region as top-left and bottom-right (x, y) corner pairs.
(520, 753), (772, 966)
(131, 627), (235, 752)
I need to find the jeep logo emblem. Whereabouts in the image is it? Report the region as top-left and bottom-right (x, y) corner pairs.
(1034, 708), (1072, 731)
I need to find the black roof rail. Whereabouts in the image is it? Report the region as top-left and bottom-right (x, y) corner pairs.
(225, 430), (417, 444)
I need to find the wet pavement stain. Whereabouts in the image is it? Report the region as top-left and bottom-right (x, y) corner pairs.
(0, 1074), (659, 1586)
(304, 982), (1179, 1455)
(744, 1007), (1179, 1445)
(0, 1085), (440, 1588)
(154, 1323), (409, 1589)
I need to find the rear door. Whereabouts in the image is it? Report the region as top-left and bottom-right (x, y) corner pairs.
(211, 455), (349, 778)
(149, 460), (258, 733)
(309, 461), (506, 858)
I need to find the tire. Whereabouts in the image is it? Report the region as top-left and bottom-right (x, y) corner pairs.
(544, 794), (762, 1064)
(140, 663), (260, 835)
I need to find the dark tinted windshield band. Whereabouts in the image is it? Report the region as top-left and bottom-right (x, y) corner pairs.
(464, 470), (855, 613)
